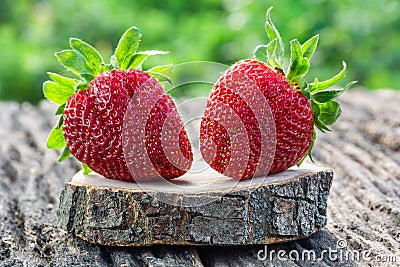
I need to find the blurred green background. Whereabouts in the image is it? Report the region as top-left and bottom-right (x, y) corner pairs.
(0, 0), (399, 104)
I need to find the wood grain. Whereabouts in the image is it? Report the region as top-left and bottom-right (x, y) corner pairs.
(0, 89), (399, 266)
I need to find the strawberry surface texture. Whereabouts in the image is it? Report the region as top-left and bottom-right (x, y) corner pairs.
(64, 69), (192, 181)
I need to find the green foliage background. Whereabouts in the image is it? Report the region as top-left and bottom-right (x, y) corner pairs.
(0, 0), (399, 103)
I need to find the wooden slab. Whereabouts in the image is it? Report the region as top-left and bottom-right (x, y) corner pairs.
(57, 164), (333, 246)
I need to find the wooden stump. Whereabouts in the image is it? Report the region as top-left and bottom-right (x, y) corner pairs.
(57, 165), (333, 246)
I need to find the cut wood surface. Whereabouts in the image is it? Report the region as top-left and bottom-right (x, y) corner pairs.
(58, 167), (333, 246)
(0, 89), (399, 266)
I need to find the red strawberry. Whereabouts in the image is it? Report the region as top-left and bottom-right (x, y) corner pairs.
(44, 27), (193, 181)
(200, 7), (355, 180)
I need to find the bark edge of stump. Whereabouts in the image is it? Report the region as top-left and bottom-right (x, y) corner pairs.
(57, 167), (333, 246)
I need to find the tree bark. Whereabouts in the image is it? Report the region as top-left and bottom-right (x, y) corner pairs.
(57, 168), (333, 246)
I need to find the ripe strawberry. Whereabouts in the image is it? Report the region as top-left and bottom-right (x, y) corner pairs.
(44, 27), (193, 181)
(200, 7), (355, 180)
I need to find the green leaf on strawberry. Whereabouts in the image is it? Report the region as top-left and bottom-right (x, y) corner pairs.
(125, 50), (168, 70)
(287, 39), (310, 81)
(55, 104), (65, 115)
(147, 64), (173, 84)
(317, 100), (342, 126)
(111, 26), (141, 69)
(43, 81), (74, 105)
(55, 50), (94, 79)
(312, 89), (346, 103)
(309, 62), (348, 92)
(301, 34), (319, 60)
(58, 146), (72, 162)
(46, 126), (66, 150)
(43, 73), (77, 105)
(82, 163), (93, 175)
(264, 7), (284, 67)
(70, 38), (105, 74)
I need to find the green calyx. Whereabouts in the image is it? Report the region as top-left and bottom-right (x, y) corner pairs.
(253, 7), (357, 163)
(43, 26), (172, 171)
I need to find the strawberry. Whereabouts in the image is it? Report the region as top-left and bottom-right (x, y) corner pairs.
(43, 27), (193, 181)
(200, 7), (355, 180)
